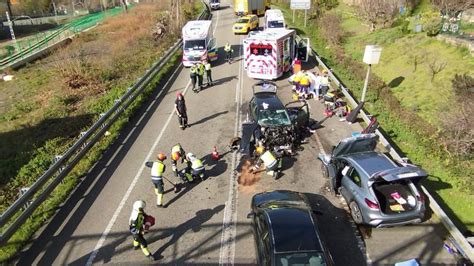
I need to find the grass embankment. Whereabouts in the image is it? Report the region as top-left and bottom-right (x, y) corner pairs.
(0, 2), (201, 262)
(274, 3), (474, 231)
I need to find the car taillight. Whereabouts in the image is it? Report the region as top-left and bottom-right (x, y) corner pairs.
(365, 198), (379, 209)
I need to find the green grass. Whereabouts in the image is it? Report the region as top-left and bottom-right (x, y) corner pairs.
(274, 2), (474, 231)
(338, 5), (474, 124)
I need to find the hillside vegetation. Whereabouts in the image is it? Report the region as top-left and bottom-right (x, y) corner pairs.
(0, 1), (201, 262)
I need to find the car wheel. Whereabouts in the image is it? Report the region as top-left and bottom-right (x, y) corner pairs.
(321, 163), (328, 178)
(349, 201), (364, 225)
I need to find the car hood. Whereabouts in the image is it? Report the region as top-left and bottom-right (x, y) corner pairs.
(332, 133), (378, 158)
(368, 165), (427, 186)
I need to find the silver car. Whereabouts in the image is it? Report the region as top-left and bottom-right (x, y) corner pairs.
(319, 134), (427, 227)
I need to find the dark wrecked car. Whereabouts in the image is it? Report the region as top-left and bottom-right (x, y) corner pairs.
(318, 133), (427, 227)
(240, 81), (309, 156)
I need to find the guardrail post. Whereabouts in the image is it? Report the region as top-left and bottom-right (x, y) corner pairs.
(80, 131), (88, 149)
(19, 187), (32, 209)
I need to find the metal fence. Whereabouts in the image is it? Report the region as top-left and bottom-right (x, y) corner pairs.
(0, 7), (126, 70)
(0, 2), (211, 246)
(307, 43), (474, 262)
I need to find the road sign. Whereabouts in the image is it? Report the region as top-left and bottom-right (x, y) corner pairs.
(291, 0), (311, 10)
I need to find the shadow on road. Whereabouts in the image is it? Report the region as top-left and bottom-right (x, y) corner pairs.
(14, 58), (184, 266)
(188, 110), (228, 127)
(152, 205), (225, 258)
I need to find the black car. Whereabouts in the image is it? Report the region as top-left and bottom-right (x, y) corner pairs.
(247, 190), (333, 266)
(241, 82), (309, 155)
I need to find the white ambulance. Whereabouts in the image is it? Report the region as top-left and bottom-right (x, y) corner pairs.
(263, 9), (285, 30)
(182, 20), (218, 67)
(243, 29), (310, 80)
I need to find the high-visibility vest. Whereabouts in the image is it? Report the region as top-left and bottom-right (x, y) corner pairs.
(205, 62), (211, 71)
(190, 65), (198, 74)
(171, 144), (182, 155)
(224, 44), (231, 52)
(300, 75), (310, 86)
(293, 72), (304, 84)
(198, 64), (205, 75)
(151, 161), (165, 181)
(261, 151), (277, 169)
(191, 158), (204, 171)
(320, 76), (329, 86)
(130, 211), (144, 230)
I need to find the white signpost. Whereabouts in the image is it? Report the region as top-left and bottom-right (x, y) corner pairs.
(290, 0), (311, 27)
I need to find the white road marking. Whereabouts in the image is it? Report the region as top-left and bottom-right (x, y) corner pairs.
(219, 37), (244, 265)
(86, 67), (190, 266)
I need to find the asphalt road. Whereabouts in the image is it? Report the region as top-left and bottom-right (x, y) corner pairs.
(16, 1), (458, 265)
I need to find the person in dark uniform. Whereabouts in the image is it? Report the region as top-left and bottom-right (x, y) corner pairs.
(174, 92), (188, 130)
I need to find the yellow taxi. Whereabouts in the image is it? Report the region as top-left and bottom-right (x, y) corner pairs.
(233, 15), (259, 34)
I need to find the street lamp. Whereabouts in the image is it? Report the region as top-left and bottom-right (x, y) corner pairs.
(346, 45), (382, 124)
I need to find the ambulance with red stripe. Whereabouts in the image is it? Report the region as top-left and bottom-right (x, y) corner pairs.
(182, 20), (218, 67)
(243, 29), (309, 80)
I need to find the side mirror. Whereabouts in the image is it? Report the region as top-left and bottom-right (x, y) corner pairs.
(247, 211), (255, 219)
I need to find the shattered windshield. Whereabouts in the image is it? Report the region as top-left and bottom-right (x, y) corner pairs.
(184, 39), (206, 51)
(258, 108), (291, 127)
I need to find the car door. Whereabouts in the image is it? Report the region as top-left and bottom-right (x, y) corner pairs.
(285, 101), (309, 128)
(255, 213), (271, 265)
(340, 166), (364, 204)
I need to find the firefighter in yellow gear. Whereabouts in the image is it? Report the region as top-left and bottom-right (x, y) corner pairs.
(291, 71), (305, 94)
(145, 153), (167, 207)
(299, 73), (311, 98)
(171, 143), (186, 177)
(254, 146), (282, 179)
(185, 153), (206, 181)
(129, 200), (154, 261)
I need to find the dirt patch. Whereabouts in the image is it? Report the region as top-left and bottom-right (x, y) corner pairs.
(238, 159), (262, 194)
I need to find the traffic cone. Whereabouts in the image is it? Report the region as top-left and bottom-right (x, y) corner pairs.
(211, 146), (220, 161)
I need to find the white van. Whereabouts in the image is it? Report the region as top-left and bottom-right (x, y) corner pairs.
(264, 9), (285, 30)
(182, 20), (218, 67)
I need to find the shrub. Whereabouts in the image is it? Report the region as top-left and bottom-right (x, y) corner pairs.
(318, 13), (344, 48)
(421, 10), (442, 36)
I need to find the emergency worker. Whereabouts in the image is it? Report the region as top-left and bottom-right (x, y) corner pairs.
(145, 153), (167, 207)
(292, 71), (304, 93)
(197, 62), (205, 92)
(224, 42), (233, 63)
(129, 200), (154, 261)
(320, 70), (330, 96)
(190, 63), (198, 91)
(299, 72), (311, 98)
(253, 146), (282, 179)
(175, 92), (188, 130)
(186, 153), (205, 181)
(204, 60), (213, 86)
(171, 143), (186, 177)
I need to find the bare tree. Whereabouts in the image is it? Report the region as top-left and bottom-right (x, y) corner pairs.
(358, 0), (399, 31)
(427, 58), (447, 82)
(431, 0), (474, 17)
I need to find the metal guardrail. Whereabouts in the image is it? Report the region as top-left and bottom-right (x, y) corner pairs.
(0, 4), (211, 246)
(308, 44), (474, 262)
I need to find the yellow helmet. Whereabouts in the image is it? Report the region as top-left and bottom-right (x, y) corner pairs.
(256, 146), (265, 155)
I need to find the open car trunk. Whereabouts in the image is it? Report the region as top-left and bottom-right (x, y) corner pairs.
(372, 180), (417, 214)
